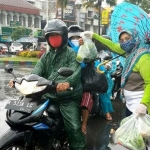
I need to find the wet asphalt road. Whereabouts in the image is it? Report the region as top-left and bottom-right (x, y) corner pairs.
(0, 63), (147, 150)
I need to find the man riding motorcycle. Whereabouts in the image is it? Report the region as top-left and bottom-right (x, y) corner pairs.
(9, 19), (86, 150)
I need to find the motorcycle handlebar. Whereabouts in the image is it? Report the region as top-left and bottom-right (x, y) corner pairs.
(47, 83), (73, 92)
(67, 87), (73, 91)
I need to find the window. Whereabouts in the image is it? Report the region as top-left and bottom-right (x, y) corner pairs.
(88, 11), (93, 18)
(1, 14), (5, 25)
(80, 22), (85, 30)
(28, 17), (32, 27)
(34, 18), (39, 28)
(7, 14), (11, 25)
(12, 43), (22, 46)
(85, 24), (90, 31)
(80, 13), (85, 19)
(41, 1), (46, 10)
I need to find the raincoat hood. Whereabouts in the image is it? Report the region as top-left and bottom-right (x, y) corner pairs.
(119, 30), (132, 40)
(44, 19), (68, 49)
(118, 29), (141, 52)
(68, 25), (84, 39)
(119, 29), (140, 43)
(120, 29), (149, 87)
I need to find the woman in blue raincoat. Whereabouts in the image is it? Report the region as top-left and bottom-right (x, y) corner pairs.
(95, 59), (114, 121)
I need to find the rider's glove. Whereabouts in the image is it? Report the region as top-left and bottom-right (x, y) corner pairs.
(135, 103), (147, 116)
(80, 31), (93, 39)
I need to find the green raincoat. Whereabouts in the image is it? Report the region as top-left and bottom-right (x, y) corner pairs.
(31, 46), (86, 150)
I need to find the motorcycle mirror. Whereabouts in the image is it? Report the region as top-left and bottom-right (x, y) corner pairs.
(58, 67), (74, 77)
(4, 64), (13, 73)
(4, 64), (16, 78)
(103, 55), (112, 61)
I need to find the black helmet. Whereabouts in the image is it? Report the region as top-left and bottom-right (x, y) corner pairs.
(68, 25), (84, 39)
(44, 19), (68, 48)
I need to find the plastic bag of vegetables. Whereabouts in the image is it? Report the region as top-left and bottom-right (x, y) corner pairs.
(136, 114), (150, 138)
(120, 115), (133, 126)
(120, 114), (150, 138)
(76, 36), (98, 63)
(115, 115), (146, 150)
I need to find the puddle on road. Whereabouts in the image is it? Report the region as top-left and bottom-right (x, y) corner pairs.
(0, 71), (6, 100)
(0, 66), (33, 100)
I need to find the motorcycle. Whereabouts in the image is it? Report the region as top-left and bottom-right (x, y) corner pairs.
(111, 61), (123, 100)
(0, 65), (74, 150)
(89, 93), (101, 117)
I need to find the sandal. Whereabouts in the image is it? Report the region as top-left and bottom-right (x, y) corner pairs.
(106, 113), (112, 121)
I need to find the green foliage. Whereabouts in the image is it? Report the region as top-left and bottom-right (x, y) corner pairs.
(57, 0), (68, 8)
(57, 0), (69, 20)
(125, 0), (150, 14)
(83, 0), (95, 9)
(11, 27), (26, 41)
(18, 50), (46, 58)
(83, 0), (116, 9)
(18, 51), (29, 57)
(106, 0), (116, 6)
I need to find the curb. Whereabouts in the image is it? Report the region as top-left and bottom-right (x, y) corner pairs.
(0, 60), (37, 66)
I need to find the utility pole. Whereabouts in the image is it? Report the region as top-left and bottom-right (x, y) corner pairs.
(75, 0), (82, 26)
(46, 0), (49, 51)
(46, 0), (49, 23)
(98, 0), (102, 35)
(61, 1), (64, 20)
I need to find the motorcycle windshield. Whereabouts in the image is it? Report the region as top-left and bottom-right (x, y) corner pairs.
(15, 80), (47, 95)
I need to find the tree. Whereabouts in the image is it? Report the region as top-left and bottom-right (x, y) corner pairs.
(11, 27), (26, 41)
(82, 0), (116, 34)
(83, 0), (116, 8)
(125, 0), (150, 14)
(57, 0), (69, 20)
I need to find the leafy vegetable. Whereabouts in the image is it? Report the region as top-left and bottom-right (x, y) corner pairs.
(115, 115), (146, 150)
(76, 38), (98, 63)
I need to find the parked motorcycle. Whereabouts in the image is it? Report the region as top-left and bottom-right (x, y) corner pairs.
(0, 65), (74, 150)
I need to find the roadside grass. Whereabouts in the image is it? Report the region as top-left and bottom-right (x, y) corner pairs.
(0, 56), (39, 62)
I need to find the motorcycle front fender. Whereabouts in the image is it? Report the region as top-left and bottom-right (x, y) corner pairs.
(0, 128), (31, 149)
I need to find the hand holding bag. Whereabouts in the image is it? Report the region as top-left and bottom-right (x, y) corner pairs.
(76, 36), (98, 63)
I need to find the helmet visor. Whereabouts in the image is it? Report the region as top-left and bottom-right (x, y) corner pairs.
(45, 31), (62, 36)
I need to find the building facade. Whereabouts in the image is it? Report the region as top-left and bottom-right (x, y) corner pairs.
(0, 0), (41, 28)
(0, 0), (111, 45)
(27, 0), (107, 34)
(0, 0), (42, 43)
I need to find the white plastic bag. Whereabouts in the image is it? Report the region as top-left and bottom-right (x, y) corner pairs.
(115, 115), (146, 150)
(136, 114), (150, 138)
(76, 36), (98, 63)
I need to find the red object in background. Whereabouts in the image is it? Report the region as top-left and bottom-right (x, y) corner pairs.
(38, 50), (46, 58)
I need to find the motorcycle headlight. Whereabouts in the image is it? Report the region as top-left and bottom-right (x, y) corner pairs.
(15, 80), (47, 95)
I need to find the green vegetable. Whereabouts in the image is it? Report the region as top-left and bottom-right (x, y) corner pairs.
(115, 116), (146, 150)
(76, 38), (98, 63)
(120, 115), (133, 126)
